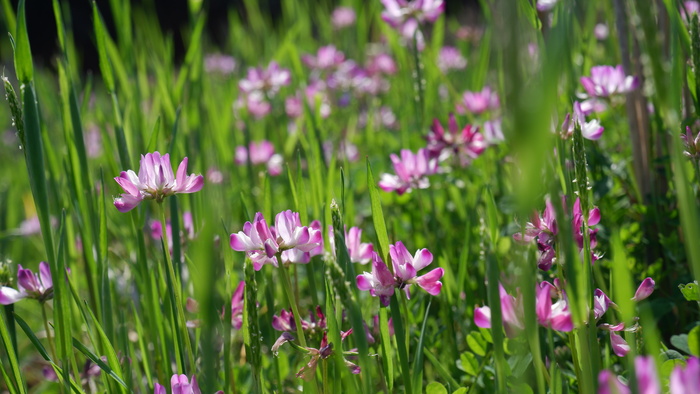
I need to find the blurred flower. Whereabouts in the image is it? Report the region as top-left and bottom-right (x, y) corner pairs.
(537, 0), (558, 12)
(682, 1), (700, 22)
(15, 215), (57, 236)
(273, 306), (327, 335)
(331, 6), (356, 29)
(302, 46), (345, 71)
(473, 284), (524, 335)
(0, 262), (53, 304)
(609, 330), (630, 357)
(594, 24), (609, 40)
(593, 288), (614, 319)
(482, 118), (504, 144)
(229, 211), (322, 271)
(580, 65), (638, 98)
(234, 141), (283, 176)
(323, 140), (360, 163)
(378, 148), (438, 195)
(632, 277), (655, 301)
(437, 46), (467, 72)
(239, 61), (291, 97)
(513, 198), (558, 270)
(597, 356), (661, 394)
(204, 54), (237, 75)
(154, 374), (223, 394)
(206, 167), (224, 184)
(456, 87), (500, 115)
(368, 53), (398, 76)
(427, 114), (487, 166)
(327, 226), (374, 264)
(274, 332), (360, 380)
(670, 357), (700, 393)
(681, 126), (700, 158)
(380, 0), (444, 49)
(85, 125), (103, 158)
(113, 152), (203, 212)
(149, 211), (196, 250)
(231, 281), (245, 329)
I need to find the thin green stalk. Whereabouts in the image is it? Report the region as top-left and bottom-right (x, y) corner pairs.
(389, 294), (412, 394)
(41, 303), (57, 362)
(277, 261), (307, 347)
(159, 204), (195, 372)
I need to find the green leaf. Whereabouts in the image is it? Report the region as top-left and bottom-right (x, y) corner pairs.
(671, 334), (691, 355)
(458, 352), (479, 376)
(92, 2), (115, 92)
(366, 159), (390, 260)
(452, 389), (468, 394)
(467, 331), (488, 357)
(72, 338), (129, 389)
(13, 0), (33, 83)
(679, 282), (700, 301)
(689, 325), (700, 356)
(660, 359), (686, 380)
(426, 382), (448, 394)
(412, 299), (432, 394)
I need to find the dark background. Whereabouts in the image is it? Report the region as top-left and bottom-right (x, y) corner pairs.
(1, 0), (479, 72)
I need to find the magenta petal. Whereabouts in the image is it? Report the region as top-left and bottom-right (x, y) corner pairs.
(415, 268), (444, 296)
(114, 194), (143, 212)
(154, 383), (166, 394)
(474, 306), (491, 328)
(356, 274), (373, 291)
(632, 277), (655, 301)
(39, 261), (52, 289)
(412, 248), (433, 271)
(610, 331), (630, 357)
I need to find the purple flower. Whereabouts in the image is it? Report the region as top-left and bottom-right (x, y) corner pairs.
(231, 281), (245, 329)
(0, 262), (53, 304)
(632, 277), (655, 301)
(113, 152), (204, 212)
(513, 199), (558, 270)
(234, 141), (283, 176)
(427, 114), (487, 165)
(437, 46), (467, 72)
(635, 356), (661, 394)
(206, 167), (224, 184)
(302, 46), (345, 71)
(204, 54), (237, 75)
(239, 61), (291, 97)
(331, 7), (356, 29)
(456, 87), (500, 115)
(381, 0), (444, 31)
(378, 148), (438, 195)
(682, 2), (700, 22)
(670, 357), (700, 393)
(154, 374), (223, 394)
(609, 330), (631, 357)
(149, 211), (196, 248)
(537, 0), (558, 12)
(681, 126), (700, 158)
(367, 53), (397, 76)
(473, 284), (524, 335)
(593, 288), (614, 319)
(572, 197), (601, 250)
(482, 119), (504, 144)
(580, 65), (638, 98)
(594, 24), (609, 40)
(272, 306), (326, 334)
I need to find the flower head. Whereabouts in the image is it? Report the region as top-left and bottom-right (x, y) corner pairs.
(562, 102), (604, 140)
(231, 281), (245, 329)
(239, 61), (291, 97)
(580, 65), (638, 98)
(114, 152), (203, 212)
(456, 87), (500, 115)
(234, 141), (283, 176)
(328, 226), (374, 264)
(204, 54), (237, 75)
(378, 148), (438, 195)
(670, 357), (700, 393)
(427, 114), (487, 165)
(632, 277), (655, 301)
(302, 46), (346, 71)
(0, 262), (53, 305)
(331, 7), (356, 29)
(437, 47), (467, 72)
(682, 126), (700, 158)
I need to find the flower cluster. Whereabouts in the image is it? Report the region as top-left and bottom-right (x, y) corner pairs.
(427, 114), (487, 166)
(378, 148), (439, 195)
(229, 211), (322, 270)
(327, 226), (374, 264)
(113, 152), (203, 212)
(237, 61), (291, 118)
(561, 101), (604, 141)
(356, 241), (444, 306)
(380, 0), (445, 50)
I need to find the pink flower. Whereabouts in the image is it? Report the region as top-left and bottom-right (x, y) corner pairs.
(113, 152), (203, 212)
(473, 284), (524, 335)
(598, 370), (630, 394)
(229, 211), (322, 271)
(456, 87), (500, 115)
(632, 277), (655, 301)
(513, 199), (558, 270)
(0, 262), (53, 305)
(437, 46), (467, 72)
(683, 1), (700, 22)
(204, 54), (237, 75)
(154, 374), (222, 394)
(593, 288), (614, 319)
(536, 281), (573, 332)
(670, 357), (700, 394)
(427, 114), (487, 166)
(149, 211), (196, 249)
(328, 226), (374, 264)
(356, 253), (397, 306)
(389, 241), (443, 298)
(580, 65), (639, 98)
(302, 46), (345, 71)
(331, 7), (356, 29)
(234, 141), (283, 176)
(482, 119), (504, 144)
(635, 356), (661, 394)
(231, 281), (245, 329)
(572, 197), (601, 250)
(378, 148), (438, 195)
(239, 61), (291, 97)
(609, 330), (631, 357)
(272, 306), (326, 334)
(537, 0), (558, 12)
(381, 0), (444, 30)
(563, 102), (604, 140)
(367, 53), (398, 76)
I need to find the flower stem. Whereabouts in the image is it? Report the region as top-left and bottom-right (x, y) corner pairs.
(159, 204), (196, 372)
(278, 261), (307, 347)
(41, 303), (57, 362)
